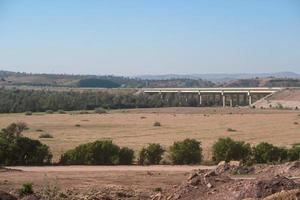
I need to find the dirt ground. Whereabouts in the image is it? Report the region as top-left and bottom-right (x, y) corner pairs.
(0, 107), (300, 161)
(2, 163), (300, 200)
(0, 167), (192, 194)
(1, 107), (300, 199)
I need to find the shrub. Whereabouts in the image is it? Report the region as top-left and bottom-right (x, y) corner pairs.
(19, 183), (34, 196)
(95, 107), (107, 114)
(60, 140), (121, 165)
(169, 139), (202, 164)
(212, 137), (252, 163)
(75, 124), (81, 127)
(36, 129), (44, 132)
(153, 187), (162, 192)
(153, 121), (161, 127)
(0, 123), (52, 165)
(58, 110), (66, 114)
(25, 111), (32, 116)
(46, 110), (54, 114)
(14, 137), (53, 165)
(227, 128), (237, 132)
(287, 144), (300, 161)
(138, 143), (165, 165)
(39, 133), (53, 139)
(118, 147), (134, 165)
(253, 142), (288, 163)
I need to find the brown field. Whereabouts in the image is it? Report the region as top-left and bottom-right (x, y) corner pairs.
(0, 107), (299, 162)
(1, 107), (300, 199)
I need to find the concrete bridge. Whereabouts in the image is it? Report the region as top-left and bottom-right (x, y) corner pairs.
(141, 87), (283, 107)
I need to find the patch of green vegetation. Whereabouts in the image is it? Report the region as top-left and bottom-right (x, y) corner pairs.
(19, 183), (34, 196)
(170, 139), (202, 164)
(59, 140), (134, 165)
(39, 133), (53, 139)
(153, 121), (161, 127)
(25, 111), (32, 116)
(227, 128), (237, 132)
(138, 143), (165, 165)
(153, 187), (162, 192)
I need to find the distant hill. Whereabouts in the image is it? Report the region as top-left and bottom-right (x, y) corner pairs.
(137, 72), (300, 82)
(0, 70), (214, 88)
(220, 77), (300, 87)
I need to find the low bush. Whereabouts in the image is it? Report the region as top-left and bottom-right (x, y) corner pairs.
(46, 110), (54, 114)
(153, 121), (161, 127)
(95, 107), (107, 114)
(60, 140), (134, 165)
(75, 124), (81, 127)
(253, 142), (288, 163)
(58, 110), (66, 114)
(39, 133), (53, 139)
(19, 183), (34, 196)
(287, 144), (300, 161)
(118, 147), (134, 165)
(227, 128), (237, 132)
(25, 111), (32, 116)
(138, 143), (165, 165)
(79, 110), (89, 114)
(212, 137), (252, 163)
(0, 123), (52, 165)
(169, 139), (202, 164)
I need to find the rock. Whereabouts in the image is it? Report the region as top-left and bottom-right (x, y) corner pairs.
(151, 192), (162, 200)
(284, 161), (300, 172)
(218, 161), (226, 166)
(204, 170), (216, 177)
(0, 191), (17, 200)
(215, 162), (230, 174)
(188, 172), (198, 181)
(188, 176), (202, 186)
(229, 161), (241, 167)
(206, 183), (213, 188)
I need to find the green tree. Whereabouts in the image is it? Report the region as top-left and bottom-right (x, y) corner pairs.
(212, 137), (252, 163)
(253, 142), (287, 163)
(138, 143), (165, 165)
(169, 139), (202, 164)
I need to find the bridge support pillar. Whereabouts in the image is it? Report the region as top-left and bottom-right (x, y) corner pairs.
(229, 97), (233, 107)
(198, 92), (202, 106)
(222, 94), (225, 107)
(248, 92), (252, 105)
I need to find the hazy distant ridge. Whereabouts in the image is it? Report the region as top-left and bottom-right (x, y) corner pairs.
(136, 72), (300, 82)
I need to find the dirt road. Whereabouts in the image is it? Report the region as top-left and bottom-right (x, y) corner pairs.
(6, 165), (215, 172)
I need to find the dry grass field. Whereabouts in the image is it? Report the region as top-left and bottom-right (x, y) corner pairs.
(0, 107), (299, 162)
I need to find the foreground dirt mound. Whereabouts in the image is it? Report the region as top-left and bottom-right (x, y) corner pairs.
(73, 186), (144, 200)
(155, 162), (299, 200)
(0, 190), (17, 200)
(262, 189), (300, 200)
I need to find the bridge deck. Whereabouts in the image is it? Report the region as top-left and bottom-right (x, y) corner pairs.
(142, 87), (283, 94)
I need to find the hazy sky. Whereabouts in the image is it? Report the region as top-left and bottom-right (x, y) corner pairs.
(0, 0), (300, 75)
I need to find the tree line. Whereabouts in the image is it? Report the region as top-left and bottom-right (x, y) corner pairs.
(0, 88), (222, 113)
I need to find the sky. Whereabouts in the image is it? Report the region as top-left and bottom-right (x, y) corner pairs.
(0, 0), (300, 76)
